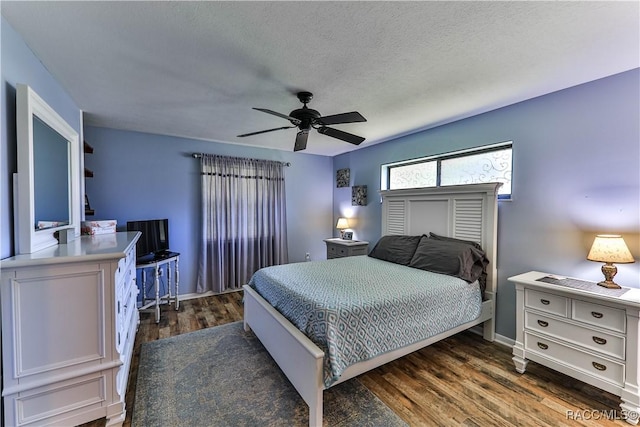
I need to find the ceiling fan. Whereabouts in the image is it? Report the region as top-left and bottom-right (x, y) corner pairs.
(237, 91), (367, 152)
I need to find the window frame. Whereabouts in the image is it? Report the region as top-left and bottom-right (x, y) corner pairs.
(382, 141), (513, 200)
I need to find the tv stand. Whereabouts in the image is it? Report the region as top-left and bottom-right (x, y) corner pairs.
(136, 252), (180, 323)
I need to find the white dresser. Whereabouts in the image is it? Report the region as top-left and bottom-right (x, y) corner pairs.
(1, 232), (140, 427)
(509, 271), (640, 424)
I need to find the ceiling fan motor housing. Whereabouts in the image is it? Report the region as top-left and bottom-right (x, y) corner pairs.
(289, 106), (320, 130)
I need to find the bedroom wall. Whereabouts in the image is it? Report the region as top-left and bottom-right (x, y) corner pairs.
(83, 126), (333, 297)
(1, 17), (82, 259)
(333, 69), (640, 341)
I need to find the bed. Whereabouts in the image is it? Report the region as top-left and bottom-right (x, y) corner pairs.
(242, 183), (501, 426)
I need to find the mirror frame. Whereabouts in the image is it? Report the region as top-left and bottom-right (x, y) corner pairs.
(16, 84), (80, 254)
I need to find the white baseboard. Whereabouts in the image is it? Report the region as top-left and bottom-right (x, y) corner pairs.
(494, 333), (515, 348)
(468, 325), (514, 349)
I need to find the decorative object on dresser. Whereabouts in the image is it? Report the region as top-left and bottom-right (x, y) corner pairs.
(336, 217), (349, 239)
(509, 271), (640, 425)
(343, 231), (353, 240)
(81, 219), (117, 235)
(0, 232), (141, 427)
(352, 185), (367, 206)
(587, 234), (636, 289)
(324, 238), (368, 259)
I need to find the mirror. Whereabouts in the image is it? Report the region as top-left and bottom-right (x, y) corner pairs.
(15, 84), (80, 254)
(33, 115), (70, 229)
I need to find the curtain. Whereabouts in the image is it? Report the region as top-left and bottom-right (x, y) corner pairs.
(197, 154), (288, 294)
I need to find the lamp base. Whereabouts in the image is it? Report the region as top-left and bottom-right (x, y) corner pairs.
(597, 280), (622, 289)
(339, 230), (345, 239)
(598, 263), (621, 289)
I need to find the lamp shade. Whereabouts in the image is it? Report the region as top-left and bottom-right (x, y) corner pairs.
(336, 217), (349, 229)
(587, 235), (635, 264)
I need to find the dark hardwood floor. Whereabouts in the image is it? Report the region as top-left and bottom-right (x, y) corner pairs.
(82, 292), (629, 426)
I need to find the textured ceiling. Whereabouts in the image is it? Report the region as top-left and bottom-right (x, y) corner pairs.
(2, 1), (638, 156)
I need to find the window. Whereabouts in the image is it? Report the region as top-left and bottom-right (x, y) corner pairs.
(382, 142), (512, 199)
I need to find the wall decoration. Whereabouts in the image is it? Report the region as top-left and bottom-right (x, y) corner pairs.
(336, 168), (350, 188)
(352, 185), (367, 206)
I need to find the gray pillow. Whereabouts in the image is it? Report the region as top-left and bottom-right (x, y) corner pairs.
(408, 236), (489, 283)
(428, 233), (489, 292)
(428, 232), (483, 251)
(368, 235), (422, 266)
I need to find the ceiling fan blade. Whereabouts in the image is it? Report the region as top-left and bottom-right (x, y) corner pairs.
(293, 129), (309, 152)
(253, 108), (302, 125)
(317, 126), (365, 145)
(315, 111), (366, 126)
(237, 126), (295, 137)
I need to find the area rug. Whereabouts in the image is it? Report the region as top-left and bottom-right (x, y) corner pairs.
(132, 321), (407, 427)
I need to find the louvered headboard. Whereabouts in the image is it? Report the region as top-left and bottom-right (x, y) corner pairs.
(380, 183), (501, 297)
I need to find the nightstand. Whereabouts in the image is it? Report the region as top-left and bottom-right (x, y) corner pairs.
(324, 238), (369, 259)
(509, 271), (640, 424)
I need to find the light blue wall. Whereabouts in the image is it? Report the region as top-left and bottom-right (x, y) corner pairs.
(83, 126), (333, 297)
(1, 17), (82, 258)
(333, 69), (640, 340)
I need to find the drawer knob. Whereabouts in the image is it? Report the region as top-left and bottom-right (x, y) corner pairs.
(592, 336), (607, 345)
(537, 320), (549, 327)
(537, 342), (549, 350)
(540, 299), (550, 305)
(591, 311), (603, 319)
(592, 362), (607, 371)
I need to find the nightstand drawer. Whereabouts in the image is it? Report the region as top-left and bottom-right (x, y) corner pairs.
(349, 246), (368, 256)
(572, 300), (626, 333)
(524, 333), (624, 386)
(525, 311), (625, 360)
(327, 244), (347, 257)
(525, 289), (569, 317)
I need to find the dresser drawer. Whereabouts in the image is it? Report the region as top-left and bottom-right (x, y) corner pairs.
(572, 300), (626, 333)
(115, 248), (135, 287)
(525, 289), (569, 317)
(525, 332), (624, 386)
(525, 311), (625, 360)
(116, 279), (138, 353)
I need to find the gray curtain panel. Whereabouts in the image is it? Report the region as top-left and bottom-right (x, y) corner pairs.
(197, 154), (288, 293)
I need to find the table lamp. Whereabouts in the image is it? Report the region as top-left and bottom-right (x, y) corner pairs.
(336, 217), (349, 239)
(587, 234), (635, 289)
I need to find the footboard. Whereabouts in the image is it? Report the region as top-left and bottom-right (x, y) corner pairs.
(243, 285), (325, 427)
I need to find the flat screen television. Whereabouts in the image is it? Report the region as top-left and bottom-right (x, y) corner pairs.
(126, 219), (169, 260)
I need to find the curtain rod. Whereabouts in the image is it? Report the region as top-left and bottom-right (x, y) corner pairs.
(192, 153), (291, 167)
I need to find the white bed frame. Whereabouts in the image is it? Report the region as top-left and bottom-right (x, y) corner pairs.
(243, 183), (501, 426)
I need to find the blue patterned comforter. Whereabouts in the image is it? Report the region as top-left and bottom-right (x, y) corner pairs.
(248, 256), (482, 387)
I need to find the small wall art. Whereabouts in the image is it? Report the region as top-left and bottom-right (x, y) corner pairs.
(336, 168), (350, 188)
(352, 185), (367, 206)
